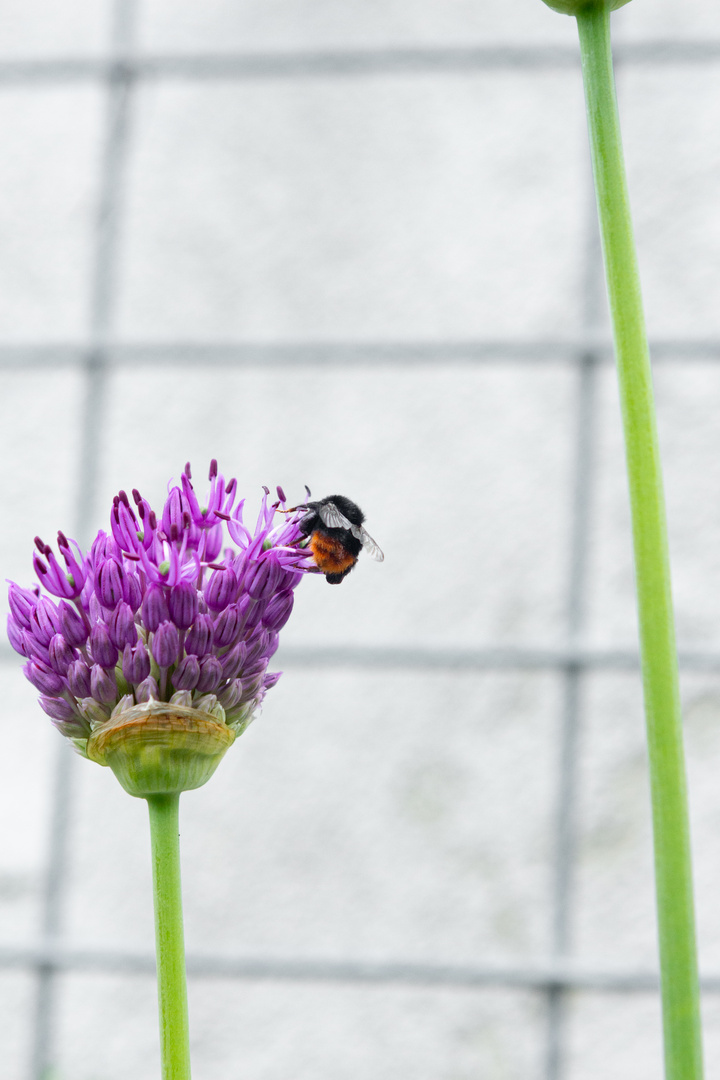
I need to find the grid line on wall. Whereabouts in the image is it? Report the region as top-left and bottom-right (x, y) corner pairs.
(0, 7), (712, 1079)
(0, 38), (719, 86)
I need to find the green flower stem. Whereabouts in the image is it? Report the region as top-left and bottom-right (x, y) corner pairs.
(147, 793), (192, 1080)
(575, 6), (703, 1077)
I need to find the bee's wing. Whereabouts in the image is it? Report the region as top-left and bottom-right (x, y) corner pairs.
(317, 502), (354, 530)
(319, 502), (384, 562)
(357, 527), (384, 562)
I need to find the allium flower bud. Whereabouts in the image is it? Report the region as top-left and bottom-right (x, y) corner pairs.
(219, 641), (246, 680)
(245, 628), (270, 666)
(205, 567), (239, 612)
(91, 664), (118, 704)
(90, 623), (119, 670)
(196, 655), (223, 694)
(8, 582), (39, 629)
(122, 642), (151, 685)
(7, 615), (27, 656)
(96, 558), (126, 609)
(48, 634), (77, 675)
(58, 600), (89, 647)
(136, 676), (160, 703)
(168, 581), (199, 630)
(30, 598), (60, 646)
(262, 590), (294, 632)
(213, 604), (243, 648)
(218, 679), (243, 710)
(51, 716), (91, 739)
(141, 583), (169, 632)
(107, 602), (138, 649)
(239, 674), (264, 704)
(171, 655), (200, 691)
(67, 659), (92, 698)
(19, 629), (49, 663)
(245, 558), (284, 601)
(185, 614), (214, 656)
(152, 621), (180, 668)
(90, 530), (118, 566)
(161, 485), (186, 536)
(125, 572), (143, 613)
(39, 695), (78, 722)
(24, 659), (65, 695)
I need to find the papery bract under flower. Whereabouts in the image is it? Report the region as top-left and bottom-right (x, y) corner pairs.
(7, 461), (315, 777)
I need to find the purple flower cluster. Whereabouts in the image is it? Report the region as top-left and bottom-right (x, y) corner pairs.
(7, 462), (314, 754)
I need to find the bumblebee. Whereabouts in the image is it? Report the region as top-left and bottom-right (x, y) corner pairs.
(291, 494), (384, 584)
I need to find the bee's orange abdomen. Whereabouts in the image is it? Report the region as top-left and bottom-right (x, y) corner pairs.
(309, 532), (357, 574)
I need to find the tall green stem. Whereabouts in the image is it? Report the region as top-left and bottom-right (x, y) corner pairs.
(575, 6), (703, 1076)
(147, 793), (192, 1080)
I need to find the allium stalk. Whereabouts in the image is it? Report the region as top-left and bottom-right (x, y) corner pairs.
(148, 793), (191, 1080)
(7, 461), (316, 1078)
(541, 1), (704, 1076)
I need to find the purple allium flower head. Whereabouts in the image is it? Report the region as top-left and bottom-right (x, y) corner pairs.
(7, 462), (315, 756)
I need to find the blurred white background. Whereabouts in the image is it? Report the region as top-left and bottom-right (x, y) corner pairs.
(3, 0), (720, 1077)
